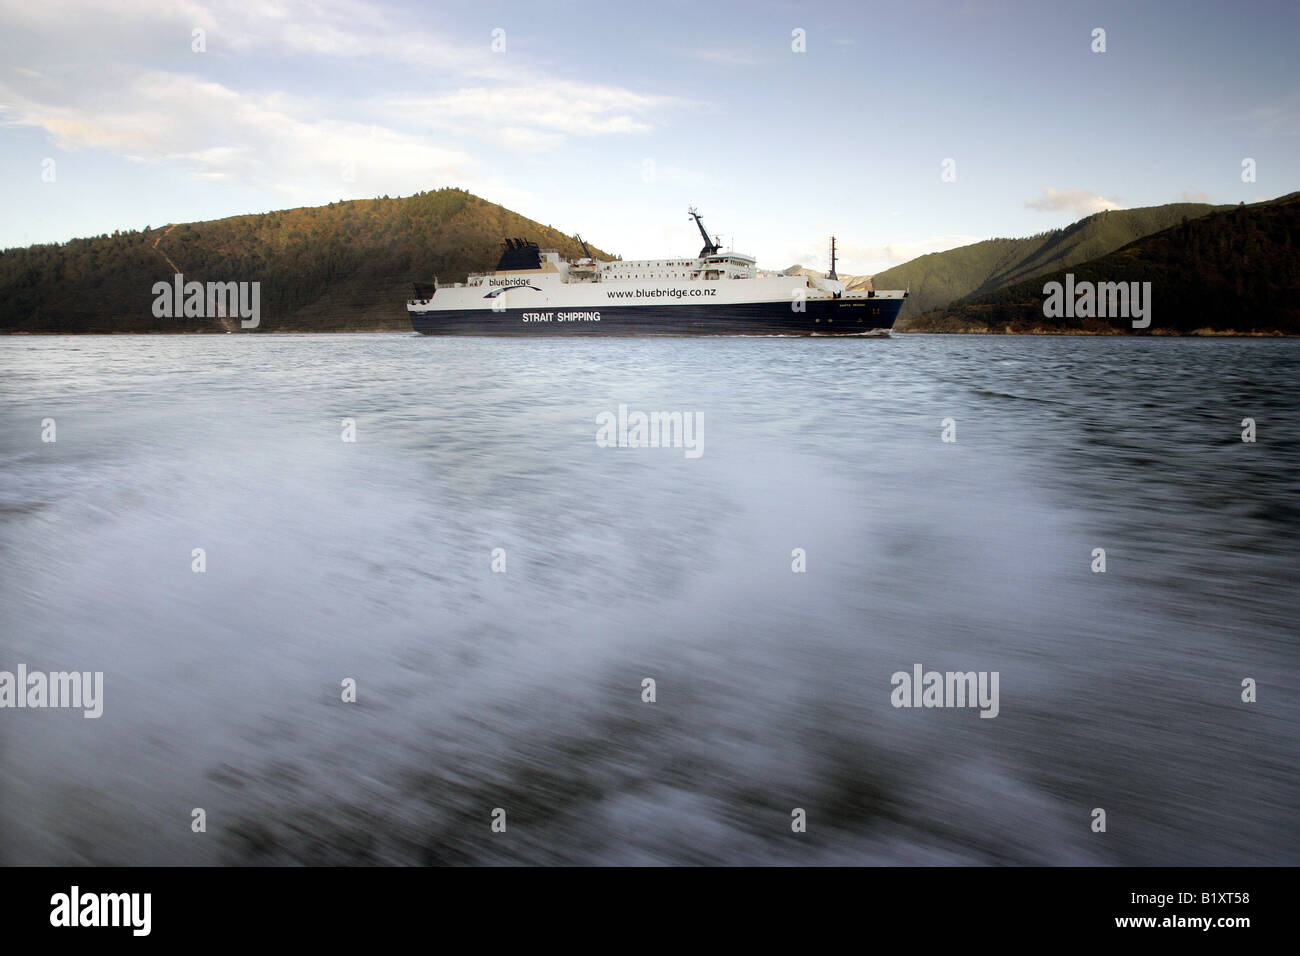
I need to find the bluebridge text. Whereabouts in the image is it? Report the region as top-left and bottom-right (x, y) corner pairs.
(606, 288), (717, 299)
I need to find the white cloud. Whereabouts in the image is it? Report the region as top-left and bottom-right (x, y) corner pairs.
(763, 234), (980, 275)
(0, 0), (674, 200)
(1176, 187), (1212, 203)
(0, 0), (504, 78)
(0, 69), (471, 198)
(1025, 187), (1123, 217)
(1246, 103), (1300, 137)
(211, 0), (514, 78)
(840, 234), (983, 270)
(682, 48), (765, 66)
(384, 82), (673, 144)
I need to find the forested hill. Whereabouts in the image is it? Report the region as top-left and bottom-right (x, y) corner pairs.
(876, 201), (1229, 326)
(908, 193), (1300, 334)
(0, 188), (614, 332)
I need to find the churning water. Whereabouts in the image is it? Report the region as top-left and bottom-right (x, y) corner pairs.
(0, 333), (1296, 865)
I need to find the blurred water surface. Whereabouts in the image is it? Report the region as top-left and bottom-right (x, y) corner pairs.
(0, 333), (1296, 865)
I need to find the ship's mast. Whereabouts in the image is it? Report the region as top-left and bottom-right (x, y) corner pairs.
(828, 236), (838, 280)
(688, 206), (720, 258)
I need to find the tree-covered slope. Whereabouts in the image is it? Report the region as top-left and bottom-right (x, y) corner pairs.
(0, 188), (614, 332)
(909, 194), (1300, 334)
(872, 202), (1228, 326)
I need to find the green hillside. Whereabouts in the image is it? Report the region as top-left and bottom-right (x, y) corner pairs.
(0, 188), (614, 332)
(875, 202), (1228, 327)
(911, 193), (1300, 334)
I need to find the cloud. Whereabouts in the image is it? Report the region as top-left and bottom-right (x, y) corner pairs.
(682, 48), (765, 66)
(839, 234), (984, 269)
(210, 0), (519, 79)
(383, 82), (674, 145)
(1025, 187), (1123, 217)
(771, 234), (982, 275)
(0, 0), (508, 79)
(0, 0), (674, 201)
(1246, 103), (1300, 137)
(0, 69), (471, 198)
(1176, 188), (1213, 203)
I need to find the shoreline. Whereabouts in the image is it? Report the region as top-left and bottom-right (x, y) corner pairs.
(2, 328), (1297, 338)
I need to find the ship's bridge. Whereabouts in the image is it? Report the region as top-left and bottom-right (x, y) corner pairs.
(700, 252), (756, 278)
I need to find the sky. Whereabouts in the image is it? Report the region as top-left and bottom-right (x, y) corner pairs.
(0, 0), (1296, 275)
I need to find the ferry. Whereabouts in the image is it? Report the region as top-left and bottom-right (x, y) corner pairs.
(408, 209), (906, 335)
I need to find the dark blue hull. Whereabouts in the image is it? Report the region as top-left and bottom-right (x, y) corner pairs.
(408, 297), (903, 335)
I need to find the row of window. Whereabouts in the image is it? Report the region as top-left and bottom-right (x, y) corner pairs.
(604, 260), (693, 268)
